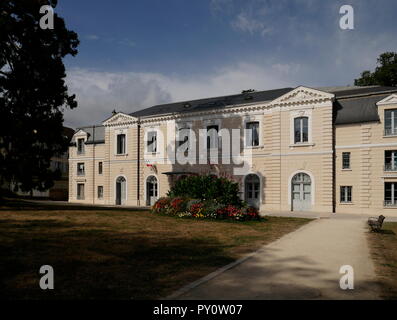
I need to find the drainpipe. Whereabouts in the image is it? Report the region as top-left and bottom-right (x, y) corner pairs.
(332, 102), (336, 213)
(92, 125), (96, 205)
(137, 121), (141, 206)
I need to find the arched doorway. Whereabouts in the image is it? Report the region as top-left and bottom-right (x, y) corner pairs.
(291, 173), (311, 211)
(146, 176), (158, 206)
(115, 176), (126, 205)
(245, 174), (260, 208)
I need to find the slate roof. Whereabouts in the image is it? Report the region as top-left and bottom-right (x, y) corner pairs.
(333, 87), (397, 125)
(72, 125), (105, 144)
(130, 87), (294, 118)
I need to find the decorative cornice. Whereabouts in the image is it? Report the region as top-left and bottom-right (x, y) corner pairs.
(376, 94), (397, 106)
(102, 112), (138, 127)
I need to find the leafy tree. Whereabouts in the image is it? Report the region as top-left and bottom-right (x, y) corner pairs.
(167, 175), (242, 206)
(0, 0), (79, 196)
(355, 52), (397, 87)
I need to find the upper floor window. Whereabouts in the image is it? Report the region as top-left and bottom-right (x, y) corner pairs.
(385, 109), (397, 136)
(207, 125), (219, 149)
(385, 150), (397, 172)
(147, 131), (157, 153)
(98, 162), (103, 174)
(116, 134), (126, 155)
(77, 163), (85, 176)
(176, 127), (191, 154)
(385, 182), (397, 207)
(246, 122), (260, 147)
(342, 152), (351, 169)
(340, 186), (352, 203)
(77, 138), (85, 154)
(294, 117), (309, 144)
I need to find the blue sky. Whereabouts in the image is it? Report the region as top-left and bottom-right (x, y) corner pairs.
(57, 0), (397, 128)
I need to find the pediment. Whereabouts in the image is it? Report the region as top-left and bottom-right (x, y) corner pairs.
(102, 112), (137, 126)
(270, 86), (335, 106)
(376, 94), (397, 106)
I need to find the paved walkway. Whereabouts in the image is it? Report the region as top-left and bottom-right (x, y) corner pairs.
(170, 217), (381, 300)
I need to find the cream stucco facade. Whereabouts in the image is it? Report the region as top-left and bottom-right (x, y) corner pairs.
(68, 86), (397, 216)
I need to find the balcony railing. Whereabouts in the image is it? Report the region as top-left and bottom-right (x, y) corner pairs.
(384, 163), (397, 172)
(384, 200), (397, 207)
(384, 128), (397, 136)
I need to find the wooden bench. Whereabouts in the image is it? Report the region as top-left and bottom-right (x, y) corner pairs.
(368, 215), (386, 232)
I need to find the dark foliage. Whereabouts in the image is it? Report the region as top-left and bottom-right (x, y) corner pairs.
(167, 175), (242, 206)
(355, 52), (397, 87)
(0, 0), (79, 194)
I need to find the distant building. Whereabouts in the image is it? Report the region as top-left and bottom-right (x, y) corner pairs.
(12, 127), (74, 200)
(68, 86), (397, 216)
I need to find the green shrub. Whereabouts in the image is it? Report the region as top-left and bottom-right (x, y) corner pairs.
(167, 175), (242, 206)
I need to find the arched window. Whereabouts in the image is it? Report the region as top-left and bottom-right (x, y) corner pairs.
(294, 117), (309, 143)
(115, 176), (126, 205)
(291, 173), (312, 211)
(146, 176), (158, 206)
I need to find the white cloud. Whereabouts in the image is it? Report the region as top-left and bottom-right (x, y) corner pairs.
(232, 11), (272, 36)
(64, 62), (298, 128)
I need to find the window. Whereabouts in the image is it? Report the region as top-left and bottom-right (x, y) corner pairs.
(342, 152), (351, 169)
(385, 109), (397, 136)
(176, 127), (191, 156)
(147, 131), (157, 153)
(77, 163), (85, 176)
(340, 186), (352, 203)
(246, 122), (260, 147)
(77, 138), (85, 154)
(77, 183), (85, 200)
(98, 162), (103, 174)
(97, 186), (103, 199)
(385, 150), (397, 171)
(207, 125), (219, 149)
(294, 117), (309, 144)
(116, 134), (126, 155)
(385, 182), (397, 207)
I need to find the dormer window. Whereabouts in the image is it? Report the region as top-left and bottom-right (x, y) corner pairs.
(385, 109), (397, 136)
(77, 138), (85, 154)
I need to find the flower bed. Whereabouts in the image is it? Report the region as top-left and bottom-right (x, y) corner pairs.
(152, 197), (260, 222)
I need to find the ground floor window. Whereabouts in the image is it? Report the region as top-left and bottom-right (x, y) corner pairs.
(146, 176), (158, 206)
(97, 186), (103, 199)
(245, 174), (260, 208)
(77, 183), (85, 200)
(340, 186), (352, 203)
(385, 182), (397, 207)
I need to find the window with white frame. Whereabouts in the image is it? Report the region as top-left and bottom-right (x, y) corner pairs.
(147, 131), (157, 153)
(385, 182), (397, 207)
(294, 117), (309, 144)
(77, 183), (85, 200)
(385, 151), (397, 171)
(77, 138), (85, 154)
(207, 125), (219, 149)
(176, 126), (191, 153)
(245, 121), (260, 147)
(77, 163), (85, 176)
(342, 152), (351, 169)
(340, 186), (352, 203)
(116, 134), (126, 155)
(385, 109), (397, 136)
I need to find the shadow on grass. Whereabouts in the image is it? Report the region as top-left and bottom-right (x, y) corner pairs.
(377, 229), (396, 235)
(0, 218), (235, 300)
(0, 198), (149, 212)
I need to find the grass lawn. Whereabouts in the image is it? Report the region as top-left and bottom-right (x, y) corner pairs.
(368, 222), (397, 300)
(0, 200), (311, 300)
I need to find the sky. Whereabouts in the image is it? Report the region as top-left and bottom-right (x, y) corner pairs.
(56, 0), (397, 128)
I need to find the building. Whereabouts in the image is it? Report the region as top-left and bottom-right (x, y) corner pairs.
(11, 127), (74, 200)
(68, 86), (397, 216)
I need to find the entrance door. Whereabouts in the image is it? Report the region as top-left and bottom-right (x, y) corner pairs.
(115, 176), (126, 205)
(146, 176), (158, 206)
(292, 173), (311, 211)
(245, 174), (260, 208)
